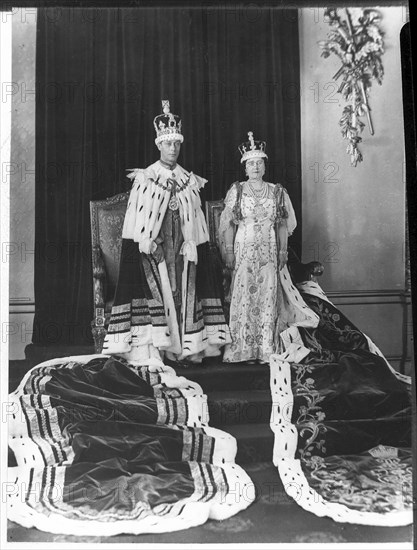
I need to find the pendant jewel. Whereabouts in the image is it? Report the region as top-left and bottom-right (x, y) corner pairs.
(169, 195), (179, 210)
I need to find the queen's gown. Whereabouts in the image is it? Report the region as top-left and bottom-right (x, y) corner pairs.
(219, 181), (297, 363)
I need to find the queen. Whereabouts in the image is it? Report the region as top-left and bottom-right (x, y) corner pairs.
(219, 132), (297, 364)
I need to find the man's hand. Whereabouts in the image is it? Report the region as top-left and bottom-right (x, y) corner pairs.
(152, 244), (165, 263)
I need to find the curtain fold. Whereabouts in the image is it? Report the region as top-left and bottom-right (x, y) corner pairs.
(33, 6), (301, 345)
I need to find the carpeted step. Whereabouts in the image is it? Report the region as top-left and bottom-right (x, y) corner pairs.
(175, 362), (270, 392)
(208, 389), (272, 426)
(205, 383), (409, 430)
(216, 423), (274, 464)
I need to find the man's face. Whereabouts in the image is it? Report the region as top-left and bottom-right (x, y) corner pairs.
(158, 140), (181, 164)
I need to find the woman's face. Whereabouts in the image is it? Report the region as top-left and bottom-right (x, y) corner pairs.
(245, 158), (265, 180)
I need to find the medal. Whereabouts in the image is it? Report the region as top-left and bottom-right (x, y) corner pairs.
(167, 177), (179, 211)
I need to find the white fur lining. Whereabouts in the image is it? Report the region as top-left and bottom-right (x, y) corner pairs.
(269, 280), (412, 526)
(7, 354), (255, 534)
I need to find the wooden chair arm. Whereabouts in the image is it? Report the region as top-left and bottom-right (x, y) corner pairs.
(92, 244), (106, 311)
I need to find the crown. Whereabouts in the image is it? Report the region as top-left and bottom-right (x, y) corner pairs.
(238, 131), (267, 164)
(153, 100), (184, 145)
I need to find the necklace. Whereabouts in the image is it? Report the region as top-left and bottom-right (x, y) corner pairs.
(246, 180), (268, 220)
(247, 180), (268, 201)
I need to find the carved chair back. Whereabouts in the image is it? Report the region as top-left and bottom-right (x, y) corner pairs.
(89, 192), (129, 348)
(205, 199), (225, 250)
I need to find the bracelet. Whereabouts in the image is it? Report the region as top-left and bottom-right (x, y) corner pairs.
(279, 250), (288, 259)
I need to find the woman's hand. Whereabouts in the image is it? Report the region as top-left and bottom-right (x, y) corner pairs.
(152, 244), (165, 263)
(225, 251), (235, 270)
(278, 249), (288, 271)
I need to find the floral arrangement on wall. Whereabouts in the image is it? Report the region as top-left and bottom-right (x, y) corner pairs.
(318, 8), (385, 166)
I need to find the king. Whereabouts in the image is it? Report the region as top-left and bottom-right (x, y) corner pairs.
(103, 101), (231, 365)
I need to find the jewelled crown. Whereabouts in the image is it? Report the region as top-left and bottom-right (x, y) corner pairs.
(153, 100), (184, 145)
(238, 131), (267, 163)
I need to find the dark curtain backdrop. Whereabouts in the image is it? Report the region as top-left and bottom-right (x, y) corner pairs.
(33, 6), (301, 345)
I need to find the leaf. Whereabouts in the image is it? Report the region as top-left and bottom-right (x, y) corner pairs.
(328, 30), (341, 41)
(319, 6), (383, 167)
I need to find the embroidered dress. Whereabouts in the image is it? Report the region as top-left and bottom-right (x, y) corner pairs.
(219, 181), (297, 363)
(103, 161), (231, 363)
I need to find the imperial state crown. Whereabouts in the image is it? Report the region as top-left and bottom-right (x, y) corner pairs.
(153, 100), (184, 145)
